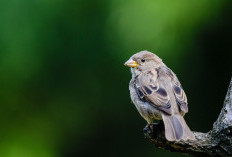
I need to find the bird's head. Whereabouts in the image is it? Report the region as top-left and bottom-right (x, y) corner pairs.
(124, 51), (163, 72)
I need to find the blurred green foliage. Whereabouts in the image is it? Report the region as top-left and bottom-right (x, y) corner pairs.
(0, 0), (231, 157)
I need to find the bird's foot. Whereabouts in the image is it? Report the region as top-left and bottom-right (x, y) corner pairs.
(143, 122), (159, 138)
(143, 121), (164, 139)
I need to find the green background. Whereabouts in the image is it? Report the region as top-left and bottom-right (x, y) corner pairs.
(0, 0), (232, 157)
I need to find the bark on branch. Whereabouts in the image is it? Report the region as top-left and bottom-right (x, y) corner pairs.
(144, 77), (232, 156)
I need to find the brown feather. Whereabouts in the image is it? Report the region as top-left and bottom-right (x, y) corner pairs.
(134, 70), (172, 115)
(160, 66), (189, 115)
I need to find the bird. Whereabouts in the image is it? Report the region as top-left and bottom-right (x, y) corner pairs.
(124, 50), (195, 141)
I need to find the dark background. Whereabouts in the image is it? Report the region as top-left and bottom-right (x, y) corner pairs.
(0, 0), (231, 157)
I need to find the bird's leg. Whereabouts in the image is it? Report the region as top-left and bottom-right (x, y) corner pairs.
(143, 121), (164, 138)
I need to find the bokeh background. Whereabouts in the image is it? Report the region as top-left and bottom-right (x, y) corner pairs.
(0, 0), (232, 157)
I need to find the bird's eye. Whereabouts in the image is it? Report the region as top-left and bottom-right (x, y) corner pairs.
(141, 58), (145, 62)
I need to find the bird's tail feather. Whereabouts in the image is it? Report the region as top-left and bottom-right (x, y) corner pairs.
(161, 114), (195, 141)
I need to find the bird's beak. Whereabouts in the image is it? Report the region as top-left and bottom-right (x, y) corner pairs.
(124, 59), (138, 68)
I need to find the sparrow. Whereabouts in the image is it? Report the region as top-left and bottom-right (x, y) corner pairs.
(124, 50), (195, 141)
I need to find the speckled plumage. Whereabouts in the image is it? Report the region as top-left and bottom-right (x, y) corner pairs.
(125, 51), (195, 141)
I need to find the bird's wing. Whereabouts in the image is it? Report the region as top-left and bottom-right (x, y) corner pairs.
(162, 66), (188, 114)
(134, 69), (172, 115)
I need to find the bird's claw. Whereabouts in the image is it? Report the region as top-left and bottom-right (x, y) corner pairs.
(143, 123), (159, 138)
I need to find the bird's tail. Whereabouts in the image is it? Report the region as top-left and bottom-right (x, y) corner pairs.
(161, 113), (195, 141)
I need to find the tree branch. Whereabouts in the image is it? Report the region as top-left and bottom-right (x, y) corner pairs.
(144, 77), (232, 156)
